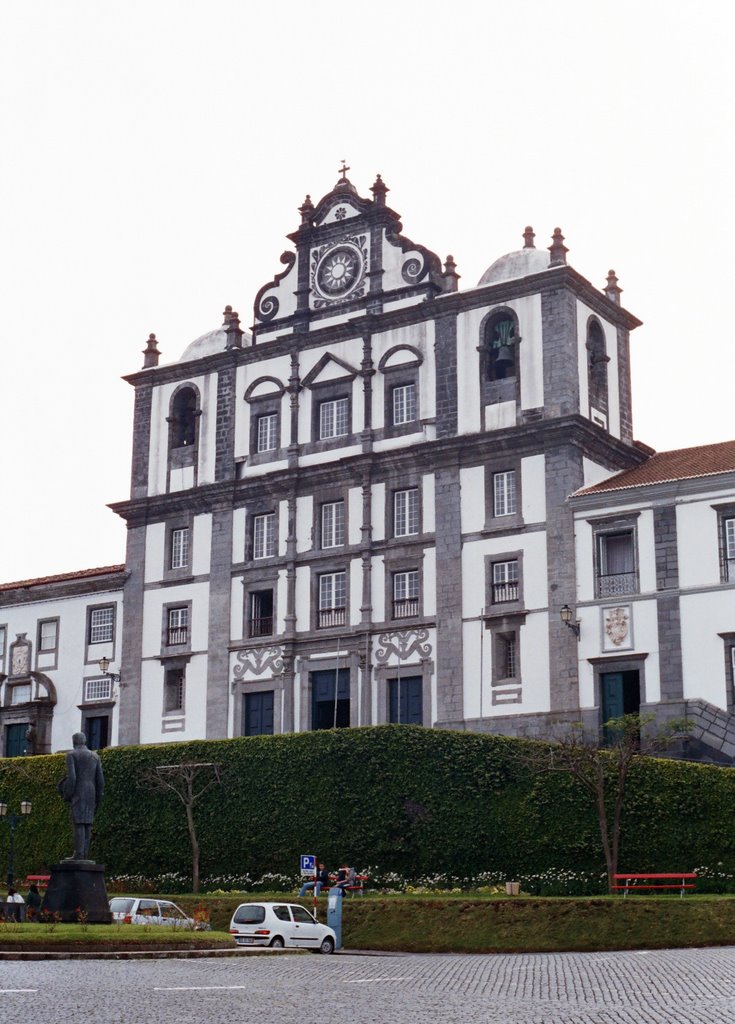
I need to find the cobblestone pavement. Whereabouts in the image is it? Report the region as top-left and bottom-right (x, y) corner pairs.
(2, 947), (735, 1023)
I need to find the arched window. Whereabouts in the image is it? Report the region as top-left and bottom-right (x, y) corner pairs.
(586, 319), (609, 417)
(485, 313), (517, 382)
(170, 387), (199, 449)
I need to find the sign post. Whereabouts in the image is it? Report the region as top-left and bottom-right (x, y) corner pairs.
(300, 854), (317, 917)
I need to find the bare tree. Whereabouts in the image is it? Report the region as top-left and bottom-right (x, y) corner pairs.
(522, 715), (687, 892)
(142, 762), (222, 893)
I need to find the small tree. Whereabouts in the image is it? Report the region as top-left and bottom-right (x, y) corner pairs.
(142, 762), (222, 893)
(523, 714), (687, 892)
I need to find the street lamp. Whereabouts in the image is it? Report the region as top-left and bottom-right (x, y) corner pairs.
(560, 604), (581, 639)
(0, 800), (32, 887)
(98, 657), (121, 683)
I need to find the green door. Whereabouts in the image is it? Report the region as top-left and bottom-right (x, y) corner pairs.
(4, 723), (28, 758)
(601, 673), (625, 722)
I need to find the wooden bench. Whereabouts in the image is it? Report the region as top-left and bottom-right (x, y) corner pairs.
(612, 872), (697, 897)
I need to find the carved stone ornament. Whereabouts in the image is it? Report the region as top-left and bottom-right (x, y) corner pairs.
(603, 606), (631, 649)
(233, 646), (285, 679)
(9, 634), (31, 678)
(311, 235), (368, 307)
(374, 628), (432, 665)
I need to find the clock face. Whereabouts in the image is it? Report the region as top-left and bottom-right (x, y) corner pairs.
(315, 244), (362, 299)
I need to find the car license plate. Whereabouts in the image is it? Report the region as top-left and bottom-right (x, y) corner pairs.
(236, 937), (256, 945)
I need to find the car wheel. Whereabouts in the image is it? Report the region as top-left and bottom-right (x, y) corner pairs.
(318, 936), (335, 955)
(269, 936), (285, 948)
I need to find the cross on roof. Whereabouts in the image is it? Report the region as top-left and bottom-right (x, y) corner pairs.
(338, 159), (350, 181)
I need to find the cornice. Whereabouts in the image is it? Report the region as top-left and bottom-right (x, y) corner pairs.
(0, 570), (128, 607)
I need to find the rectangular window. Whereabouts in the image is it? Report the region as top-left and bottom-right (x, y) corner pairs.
(256, 413), (278, 453)
(502, 634), (518, 679)
(85, 677), (113, 702)
(243, 691), (274, 736)
(10, 683), (31, 706)
(171, 527), (190, 570)
(724, 517), (735, 582)
(164, 668), (184, 713)
(89, 606), (114, 644)
(392, 383), (417, 425)
(318, 571), (347, 628)
(493, 471), (517, 517)
(393, 570), (419, 619)
(492, 560), (519, 603)
(321, 501), (345, 548)
(253, 513), (276, 559)
(319, 398), (349, 440)
(0, 626), (6, 660)
(394, 488), (419, 537)
(388, 676), (423, 724)
(38, 619), (58, 652)
(248, 590), (274, 638)
(596, 530), (636, 597)
(167, 607), (189, 646)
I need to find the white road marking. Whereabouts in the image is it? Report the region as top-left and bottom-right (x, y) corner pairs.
(344, 977), (411, 984)
(154, 985), (250, 991)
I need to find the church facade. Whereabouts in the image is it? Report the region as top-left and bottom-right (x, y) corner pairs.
(3, 170), (735, 761)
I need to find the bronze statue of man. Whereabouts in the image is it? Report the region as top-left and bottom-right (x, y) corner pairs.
(58, 732), (104, 861)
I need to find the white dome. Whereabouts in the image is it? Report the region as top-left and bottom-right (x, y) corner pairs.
(478, 248), (550, 287)
(178, 325), (253, 362)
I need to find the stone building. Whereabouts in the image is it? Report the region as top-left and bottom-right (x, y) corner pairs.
(3, 170), (734, 761)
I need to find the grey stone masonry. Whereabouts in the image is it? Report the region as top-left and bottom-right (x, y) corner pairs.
(545, 443), (585, 712)
(654, 505), (679, 590)
(434, 462), (464, 723)
(656, 594), (684, 701)
(214, 362), (236, 482)
(616, 325), (634, 443)
(434, 313), (458, 439)
(541, 288), (580, 419)
(117, 525), (147, 745)
(205, 505), (234, 738)
(129, 384), (153, 499)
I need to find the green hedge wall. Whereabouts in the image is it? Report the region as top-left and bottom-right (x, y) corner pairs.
(1, 726), (735, 882)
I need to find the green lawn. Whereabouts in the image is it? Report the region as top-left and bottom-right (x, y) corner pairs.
(0, 922), (234, 950)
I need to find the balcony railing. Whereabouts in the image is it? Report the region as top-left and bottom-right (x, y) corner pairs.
(167, 626), (189, 646)
(492, 581), (519, 604)
(393, 598), (419, 619)
(596, 572), (637, 598)
(249, 616), (273, 638)
(318, 607), (346, 629)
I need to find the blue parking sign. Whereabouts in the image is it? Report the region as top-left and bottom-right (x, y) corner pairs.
(300, 854), (316, 877)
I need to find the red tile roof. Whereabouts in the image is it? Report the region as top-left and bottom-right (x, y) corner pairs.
(575, 440), (735, 496)
(0, 565), (125, 592)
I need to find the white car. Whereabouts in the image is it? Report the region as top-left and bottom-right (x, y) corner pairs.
(229, 902), (336, 953)
(109, 897), (201, 929)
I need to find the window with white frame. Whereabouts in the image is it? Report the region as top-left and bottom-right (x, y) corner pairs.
(321, 501), (345, 548)
(164, 667), (185, 713)
(492, 560), (519, 603)
(393, 570), (419, 618)
(253, 512), (277, 559)
(88, 606), (114, 644)
(171, 527), (190, 570)
(394, 488), (419, 537)
(85, 677), (113, 702)
(167, 606), (189, 646)
(319, 397), (349, 440)
(256, 412), (278, 453)
(493, 471), (517, 517)
(10, 683), (32, 705)
(0, 626), (5, 661)
(318, 571), (346, 627)
(724, 517), (735, 582)
(392, 383), (417, 425)
(38, 619), (58, 652)
(500, 633), (518, 679)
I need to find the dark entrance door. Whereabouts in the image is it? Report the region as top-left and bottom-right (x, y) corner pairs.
(84, 715), (109, 751)
(311, 669), (350, 730)
(243, 691), (274, 736)
(4, 723), (28, 758)
(601, 670), (640, 742)
(388, 676), (423, 724)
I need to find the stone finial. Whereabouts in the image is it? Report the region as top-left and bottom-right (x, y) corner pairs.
(442, 254), (460, 293)
(299, 194), (315, 225)
(604, 269), (622, 305)
(142, 332), (160, 369)
(523, 226), (536, 249)
(223, 305), (243, 349)
(548, 227), (568, 267)
(370, 173), (389, 206)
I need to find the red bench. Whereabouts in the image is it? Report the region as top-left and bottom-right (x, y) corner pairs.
(26, 875), (50, 889)
(612, 873), (697, 897)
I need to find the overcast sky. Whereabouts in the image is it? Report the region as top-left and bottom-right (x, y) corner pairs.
(1, 1), (733, 584)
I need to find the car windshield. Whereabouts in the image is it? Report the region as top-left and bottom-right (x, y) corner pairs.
(233, 905), (266, 924)
(110, 898), (135, 913)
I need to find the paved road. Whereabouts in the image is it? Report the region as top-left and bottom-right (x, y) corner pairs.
(1, 947), (734, 1023)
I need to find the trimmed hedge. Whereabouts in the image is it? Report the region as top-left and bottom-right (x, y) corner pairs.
(2, 726), (735, 883)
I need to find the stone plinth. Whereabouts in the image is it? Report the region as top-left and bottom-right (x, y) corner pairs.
(43, 861), (111, 923)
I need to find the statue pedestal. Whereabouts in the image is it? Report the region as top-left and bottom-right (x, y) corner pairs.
(43, 862), (111, 923)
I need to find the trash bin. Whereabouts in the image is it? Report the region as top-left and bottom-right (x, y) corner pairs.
(505, 881), (520, 896)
